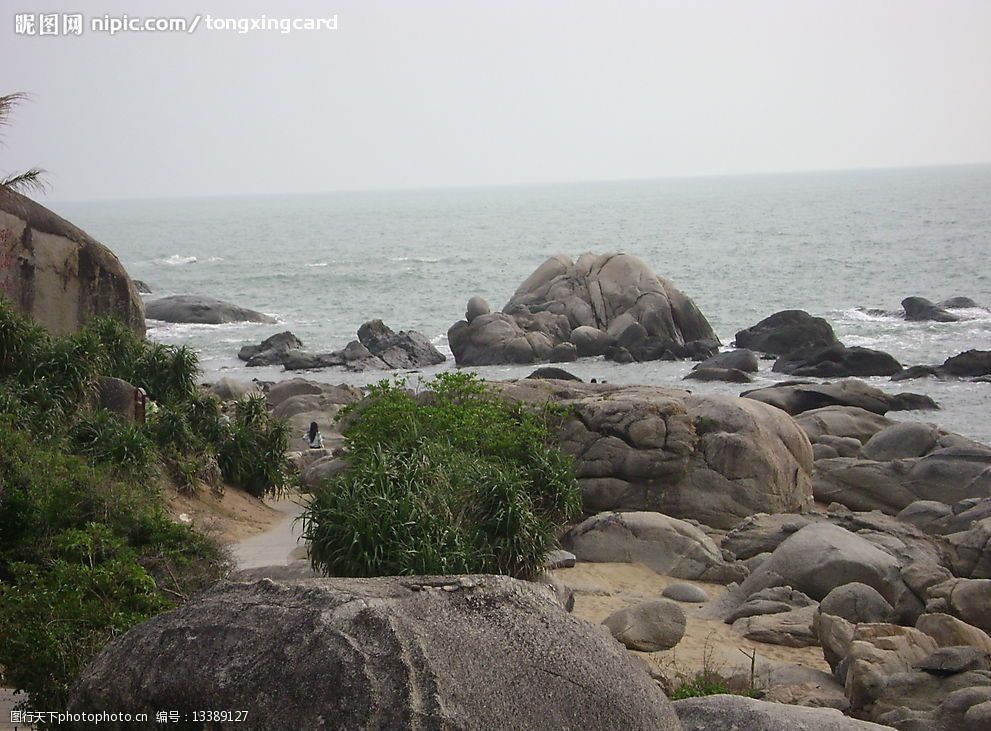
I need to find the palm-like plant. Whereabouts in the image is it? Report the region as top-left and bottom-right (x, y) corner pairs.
(1, 92), (46, 194)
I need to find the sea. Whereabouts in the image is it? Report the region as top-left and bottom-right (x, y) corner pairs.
(51, 165), (991, 444)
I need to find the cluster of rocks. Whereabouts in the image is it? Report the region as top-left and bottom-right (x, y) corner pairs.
(863, 295), (988, 323)
(236, 319), (445, 373)
(448, 252), (720, 367)
(893, 349), (991, 382)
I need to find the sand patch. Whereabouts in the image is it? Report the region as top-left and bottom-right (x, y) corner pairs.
(165, 484), (283, 544)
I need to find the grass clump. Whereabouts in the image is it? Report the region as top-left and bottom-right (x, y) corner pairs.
(302, 372), (580, 579)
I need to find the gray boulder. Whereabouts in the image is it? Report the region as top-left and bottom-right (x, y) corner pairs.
(132, 279), (151, 294)
(526, 366), (581, 382)
(569, 325), (614, 357)
(69, 576), (682, 730)
(549, 342), (578, 362)
(674, 694), (891, 730)
(695, 349), (759, 373)
(734, 310), (838, 355)
(861, 422), (940, 461)
(0, 188), (145, 335)
(939, 297), (982, 310)
(732, 605), (819, 647)
(940, 350), (991, 378)
(743, 379), (938, 416)
(902, 296), (960, 322)
(819, 583), (895, 624)
(926, 579), (991, 634)
(683, 367), (752, 383)
(238, 331), (304, 366)
(950, 518), (991, 579)
(357, 319), (445, 369)
(145, 294), (275, 324)
(722, 513), (822, 560)
(795, 406), (894, 445)
(662, 583), (709, 603)
(282, 350), (347, 371)
(93, 376), (138, 422)
(563, 511), (747, 583)
(448, 252), (717, 366)
(602, 598), (686, 651)
(773, 343), (903, 378)
(494, 380), (814, 529)
(465, 295), (490, 322)
(209, 377), (260, 401)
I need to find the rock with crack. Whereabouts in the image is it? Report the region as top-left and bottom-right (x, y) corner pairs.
(69, 575), (683, 730)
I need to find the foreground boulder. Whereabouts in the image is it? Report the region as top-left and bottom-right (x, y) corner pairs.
(494, 379), (813, 529)
(145, 294), (275, 324)
(448, 252), (718, 366)
(742, 379), (938, 416)
(673, 694), (891, 730)
(70, 575), (681, 730)
(734, 310), (838, 355)
(0, 188), (145, 335)
(602, 598), (686, 651)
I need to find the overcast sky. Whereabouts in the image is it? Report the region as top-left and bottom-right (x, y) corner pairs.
(2, 0), (990, 201)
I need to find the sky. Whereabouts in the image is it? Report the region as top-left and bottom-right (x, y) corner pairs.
(1, 0), (990, 202)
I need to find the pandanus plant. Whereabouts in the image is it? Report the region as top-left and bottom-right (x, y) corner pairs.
(0, 92), (46, 194)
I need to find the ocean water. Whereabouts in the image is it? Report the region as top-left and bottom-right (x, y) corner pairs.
(52, 165), (991, 442)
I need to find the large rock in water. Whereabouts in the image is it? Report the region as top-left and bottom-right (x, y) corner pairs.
(742, 379), (938, 416)
(902, 296), (960, 322)
(357, 319), (446, 369)
(0, 188), (144, 335)
(492, 379), (813, 529)
(734, 310), (838, 355)
(145, 294), (275, 324)
(448, 252), (717, 366)
(773, 343), (903, 378)
(68, 575), (681, 730)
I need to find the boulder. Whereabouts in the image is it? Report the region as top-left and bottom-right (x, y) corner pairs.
(683, 367), (752, 383)
(732, 605), (819, 647)
(662, 583), (709, 603)
(548, 342), (578, 362)
(723, 513), (821, 560)
(69, 575), (682, 730)
(282, 350), (347, 371)
(773, 344), (902, 378)
(726, 586), (816, 622)
(569, 325), (614, 357)
(734, 310), (838, 356)
(812, 447), (991, 515)
(927, 579), (991, 634)
(843, 623), (939, 709)
(465, 295), (490, 323)
(266, 379), (363, 410)
(209, 377), (259, 402)
(601, 598), (686, 651)
(916, 614), (991, 654)
(939, 297), (982, 310)
(494, 380), (814, 529)
(940, 350), (991, 378)
(902, 297), (961, 322)
(562, 511), (746, 583)
(897, 501), (954, 532)
(0, 188), (144, 335)
(795, 406), (894, 445)
(743, 379), (938, 416)
(673, 694), (891, 730)
(545, 549), (576, 570)
(526, 367), (581, 382)
(93, 376), (138, 422)
(357, 319), (445, 369)
(238, 331), (304, 366)
(695, 349), (759, 373)
(145, 295), (275, 324)
(448, 252), (717, 366)
(861, 422), (940, 461)
(819, 583), (895, 625)
(736, 523), (919, 621)
(132, 279), (151, 294)
(301, 456), (347, 489)
(950, 518), (991, 579)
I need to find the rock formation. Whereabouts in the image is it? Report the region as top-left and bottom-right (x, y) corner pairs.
(0, 188), (144, 335)
(145, 294), (275, 324)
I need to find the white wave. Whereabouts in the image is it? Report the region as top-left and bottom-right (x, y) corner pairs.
(306, 261), (334, 268)
(158, 254), (198, 266)
(389, 256), (441, 264)
(205, 256), (224, 263)
(839, 307), (903, 323)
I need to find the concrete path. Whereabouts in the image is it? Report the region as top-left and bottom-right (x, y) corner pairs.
(230, 496), (308, 570)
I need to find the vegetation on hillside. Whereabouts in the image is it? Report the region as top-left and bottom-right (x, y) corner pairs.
(302, 372), (580, 579)
(0, 301), (291, 710)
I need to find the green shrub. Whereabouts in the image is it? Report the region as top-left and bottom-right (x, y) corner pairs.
(217, 394), (292, 497)
(302, 372), (580, 580)
(669, 672), (733, 700)
(69, 410), (155, 477)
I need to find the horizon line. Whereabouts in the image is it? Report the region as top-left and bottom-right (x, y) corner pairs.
(41, 159), (991, 206)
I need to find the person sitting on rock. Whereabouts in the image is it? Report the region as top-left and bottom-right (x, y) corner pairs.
(304, 421), (324, 449)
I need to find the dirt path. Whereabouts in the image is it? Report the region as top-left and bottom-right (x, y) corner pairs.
(229, 496), (308, 570)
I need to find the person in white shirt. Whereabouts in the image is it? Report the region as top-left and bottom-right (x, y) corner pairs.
(304, 421), (324, 449)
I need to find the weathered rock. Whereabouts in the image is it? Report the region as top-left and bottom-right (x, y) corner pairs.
(526, 367), (581, 381)
(915, 646), (990, 675)
(301, 456), (347, 488)
(145, 294), (275, 324)
(209, 377), (260, 402)
(726, 586), (816, 622)
(950, 518), (991, 579)
(732, 605), (819, 647)
(723, 513), (821, 560)
(494, 380), (814, 529)
(812, 446), (991, 515)
(820, 583), (895, 624)
(465, 295), (490, 323)
(238, 331), (304, 366)
(736, 523), (919, 621)
(266, 379), (363, 410)
(0, 188), (145, 335)
(815, 435), (864, 458)
(939, 297), (982, 310)
(673, 694), (890, 730)
(92, 376), (137, 422)
(795, 406), (894, 445)
(902, 297), (960, 322)
(696, 349), (759, 373)
(545, 549), (576, 569)
(927, 579), (991, 634)
(548, 342), (578, 362)
(940, 350), (991, 378)
(734, 310), (839, 356)
(282, 350), (346, 371)
(862, 422), (940, 461)
(891, 365), (942, 382)
(683, 367), (752, 383)
(844, 623), (939, 710)
(743, 379), (937, 416)
(898, 500), (954, 531)
(602, 598), (686, 651)
(774, 344), (903, 378)
(357, 319), (445, 369)
(562, 511), (747, 583)
(917, 613), (991, 654)
(69, 575), (682, 730)
(132, 279), (151, 294)
(448, 252), (717, 366)
(569, 325), (614, 357)
(662, 583), (709, 603)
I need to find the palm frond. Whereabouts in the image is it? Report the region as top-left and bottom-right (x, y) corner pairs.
(0, 168), (48, 194)
(0, 92), (30, 127)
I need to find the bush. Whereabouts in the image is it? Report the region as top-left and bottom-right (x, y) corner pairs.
(217, 394), (293, 498)
(302, 372), (580, 579)
(69, 410), (155, 478)
(0, 421), (230, 709)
